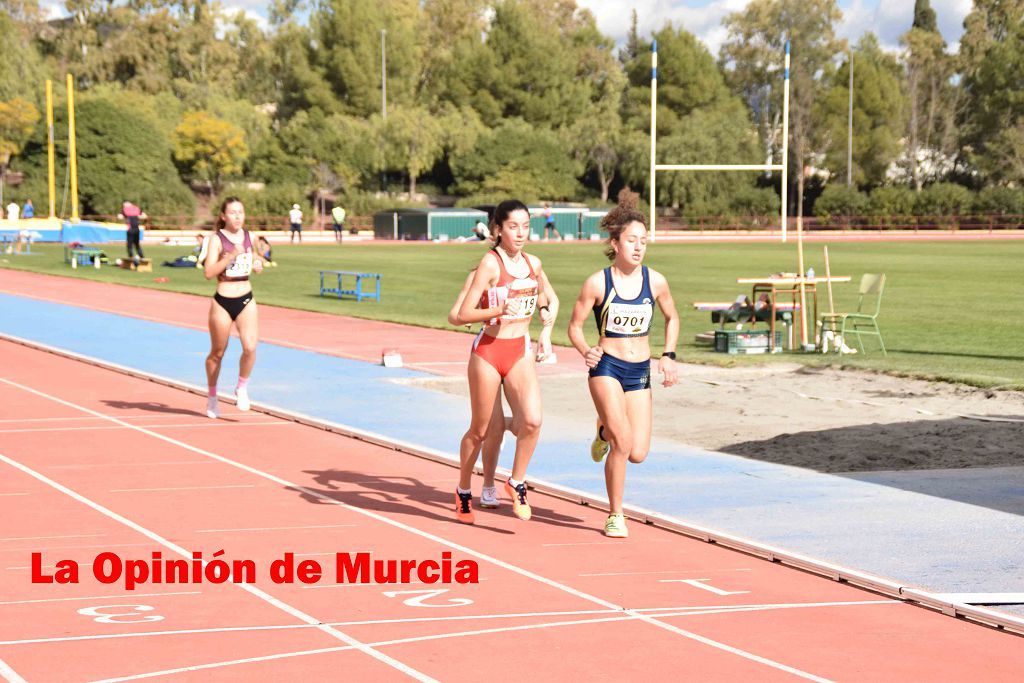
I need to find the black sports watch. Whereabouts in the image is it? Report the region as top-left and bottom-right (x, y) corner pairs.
(661, 351), (677, 360)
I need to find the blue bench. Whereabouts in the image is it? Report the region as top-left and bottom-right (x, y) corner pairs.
(319, 270), (381, 302)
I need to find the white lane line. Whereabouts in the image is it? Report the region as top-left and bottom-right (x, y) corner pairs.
(0, 493), (29, 497)
(0, 376), (830, 683)
(0, 422), (285, 434)
(195, 524), (357, 533)
(543, 541), (642, 547)
(0, 591), (201, 606)
(91, 601), (884, 683)
(0, 414), (267, 424)
(0, 534), (106, 542)
(0, 452), (432, 683)
(0, 600), (896, 647)
(7, 565), (58, 572)
(109, 485), (257, 493)
(1, 542), (157, 555)
(49, 462), (213, 469)
(0, 656), (27, 683)
(580, 568), (754, 577)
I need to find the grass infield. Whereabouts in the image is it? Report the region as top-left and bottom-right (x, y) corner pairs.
(3, 239), (1022, 389)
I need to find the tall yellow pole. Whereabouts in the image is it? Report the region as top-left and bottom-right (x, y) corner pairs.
(66, 74), (80, 222)
(46, 80), (56, 219)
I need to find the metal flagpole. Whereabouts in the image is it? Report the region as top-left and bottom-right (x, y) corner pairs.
(847, 49), (854, 187)
(649, 39), (658, 241)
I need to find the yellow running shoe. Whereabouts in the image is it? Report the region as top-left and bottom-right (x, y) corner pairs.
(604, 514), (628, 538)
(504, 479), (532, 521)
(590, 425), (610, 463)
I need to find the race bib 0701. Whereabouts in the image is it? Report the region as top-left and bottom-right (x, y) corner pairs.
(605, 302), (652, 335)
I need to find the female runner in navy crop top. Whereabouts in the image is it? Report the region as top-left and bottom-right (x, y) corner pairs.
(203, 197), (264, 419)
(567, 196), (679, 538)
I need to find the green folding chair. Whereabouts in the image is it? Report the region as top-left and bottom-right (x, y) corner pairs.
(820, 273), (887, 355)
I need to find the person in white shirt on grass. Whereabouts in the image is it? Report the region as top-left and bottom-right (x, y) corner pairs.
(288, 203), (303, 244)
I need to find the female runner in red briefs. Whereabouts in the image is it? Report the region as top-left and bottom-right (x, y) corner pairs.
(203, 197), (263, 419)
(454, 199), (548, 523)
(448, 252), (558, 517)
(567, 195), (679, 538)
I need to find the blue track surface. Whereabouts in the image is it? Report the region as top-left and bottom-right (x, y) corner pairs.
(2, 292), (1022, 602)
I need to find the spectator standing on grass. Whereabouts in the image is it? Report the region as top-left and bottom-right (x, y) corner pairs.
(22, 199), (34, 219)
(6, 201), (19, 222)
(118, 201), (147, 264)
(542, 202), (560, 241)
(289, 203), (303, 244)
(331, 204), (346, 243)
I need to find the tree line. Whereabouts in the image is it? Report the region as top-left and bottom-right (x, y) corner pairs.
(0, 0), (1021, 222)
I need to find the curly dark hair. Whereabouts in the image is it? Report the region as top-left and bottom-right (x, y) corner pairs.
(600, 189), (647, 260)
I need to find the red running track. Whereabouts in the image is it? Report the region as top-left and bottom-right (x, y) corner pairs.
(0, 269), (584, 378)
(1, 341), (1022, 681)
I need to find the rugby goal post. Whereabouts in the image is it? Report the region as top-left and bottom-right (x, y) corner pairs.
(650, 41), (811, 346)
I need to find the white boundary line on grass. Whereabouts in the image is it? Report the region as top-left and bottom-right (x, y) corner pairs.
(2, 331), (1023, 640)
(0, 376), (832, 682)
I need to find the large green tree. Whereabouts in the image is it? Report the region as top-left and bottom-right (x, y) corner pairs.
(311, 0), (422, 117)
(818, 35), (904, 187)
(721, 0), (845, 219)
(959, 0), (1024, 184)
(173, 111), (249, 194)
(900, 0), (958, 190)
(20, 95), (193, 216)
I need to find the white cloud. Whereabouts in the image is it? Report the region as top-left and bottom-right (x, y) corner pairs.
(579, 1), (971, 57)
(578, 0), (748, 56)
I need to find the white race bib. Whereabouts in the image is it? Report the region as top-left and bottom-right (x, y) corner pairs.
(606, 302), (652, 336)
(501, 279), (538, 321)
(225, 252), (253, 278)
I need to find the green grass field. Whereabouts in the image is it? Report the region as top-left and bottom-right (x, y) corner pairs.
(3, 239), (1023, 388)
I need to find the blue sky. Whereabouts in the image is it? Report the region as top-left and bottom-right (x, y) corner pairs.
(41, 1), (973, 55)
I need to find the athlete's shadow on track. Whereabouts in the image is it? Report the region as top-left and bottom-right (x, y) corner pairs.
(101, 399), (207, 418)
(292, 469), (591, 533)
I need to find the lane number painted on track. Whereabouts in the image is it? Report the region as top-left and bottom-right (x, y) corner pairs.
(660, 578), (750, 596)
(77, 604), (164, 624)
(382, 589), (473, 608)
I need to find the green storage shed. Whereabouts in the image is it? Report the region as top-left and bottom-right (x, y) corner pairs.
(528, 205), (587, 239)
(579, 210), (609, 240)
(425, 208), (489, 240)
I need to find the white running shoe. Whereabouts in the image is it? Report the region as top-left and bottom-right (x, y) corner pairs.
(235, 386), (250, 411)
(206, 396), (219, 419)
(480, 486), (500, 509)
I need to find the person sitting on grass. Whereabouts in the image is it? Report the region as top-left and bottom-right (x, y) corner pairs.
(256, 236), (276, 267)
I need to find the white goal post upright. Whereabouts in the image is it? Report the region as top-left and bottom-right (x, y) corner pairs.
(649, 41), (790, 241)
(650, 41), (807, 345)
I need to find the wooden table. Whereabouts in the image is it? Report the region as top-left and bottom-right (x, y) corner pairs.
(737, 276), (851, 350)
